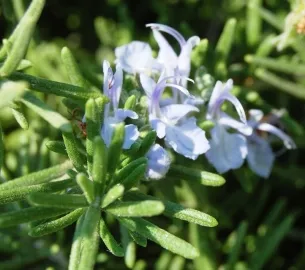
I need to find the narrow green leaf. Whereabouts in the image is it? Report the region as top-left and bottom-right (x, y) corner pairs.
(255, 34), (276, 57)
(62, 132), (86, 172)
(226, 221), (248, 270)
(129, 231), (147, 247)
(76, 173), (94, 203)
(29, 208), (85, 237)
(168, 256), (185, 270)
(215, 18), (236, 62)
(124, 191), (218, 227)
(168, 165), (225, 186)
(246, 0), (262, 46)
(95, 96), (107, 128)
(155, 251), (173, 270)
(121, 163), (147, 191)
(78, 205), (101, 270)
(0, 206), (70, 228)
(136, 130), (156, 157)
(69, 213), (85, 270)
(251, 4), (283, 30)
(246, 55), (305, 75)
(101, 184), (124, 208)
(16, 59), (32, 70)
(92, 136), (107, 195)
(263, 199), (286, 228)
(106, 200), (164, 217)
(0, 80), (27, 109)
(0, 124), (3, 174)
(107, 123), (125, 176)
(113, 157), (147, 185)
(255, 68), (305, 100)
(0, 0), (46, 76)
(85, 99), (99, 174)
(28, 193), (88, 208)
(99, 216), (124, 257)
(120, 225), (136, 269)
(119, 217), (199, 259)
(0, 160), (72, 191)
(8, 72), (102, 100)
(11, 105), (29, 129)
(0, 179), (75, 204)
(191, 39), (209, 67)
(249, 214), (296, 270)
(61, 47), (88, 88)
(46, 140), (68, 155)
(21, 91), (72, 132)
(124, 95), (136, 110)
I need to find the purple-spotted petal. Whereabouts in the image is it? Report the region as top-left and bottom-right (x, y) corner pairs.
(111, 64), (123, 110)
(115, 109), (138, 121)
(103, 60), (113, 96)
(247, 135), (275, 178)
(205, 125), (247, 173)
(257, 122), (296, 149)
(123, 124), (139, 149)
(161, 104), (199, 123)
(164, 117), (210, 160)
(145, 144), (171, 180)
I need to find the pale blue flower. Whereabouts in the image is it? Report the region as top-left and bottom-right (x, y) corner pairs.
(205, 79), (252, 173)
(141, 73), (210, 160)
(115, 41), (161, 75)
(145, 144), (171, 180)
(146, 23), (200, 86)
(101, 60), (139, 149)
(246, 109), (296, 178)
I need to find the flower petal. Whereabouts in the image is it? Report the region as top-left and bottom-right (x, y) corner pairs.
(140, 73), (156, 98)
(146, 144), (171, 180)
(150, 117), (167, 138)
(101, 118), (116, 147)
(205, 125), (247, 173)
(103, 60), (112, 96)
(178, 36), (200, 78)
(111, 64), (123, 110)
(151, 30), (178, 70)
(115, 109), (138, 121)
(248, 109), (264, 126)
(247, 135), (275, 178)
(207, 79), (233, 120)
(218, 113), (252, 136)
(146, 23), (186, 47)
(164, 117), (210, 159)
(123, 124), (139, 149)
(115, 41), (157, 74)
(257, 122), (296, 149)
(161, 104), (199, 123)
(222, 92), (247, 124)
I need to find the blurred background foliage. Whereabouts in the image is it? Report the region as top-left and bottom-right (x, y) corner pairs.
(0, 0), (305, 269)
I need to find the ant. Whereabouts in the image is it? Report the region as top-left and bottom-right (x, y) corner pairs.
(68, 108), (87, 138)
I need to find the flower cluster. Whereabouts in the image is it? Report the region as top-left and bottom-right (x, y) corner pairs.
(100, 23), (296, 179)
